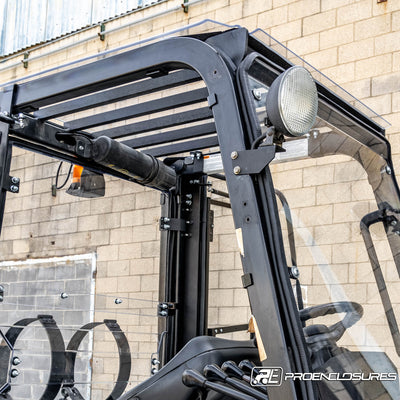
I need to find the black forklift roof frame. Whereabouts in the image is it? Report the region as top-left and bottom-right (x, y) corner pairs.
(0, 22), (396, 400)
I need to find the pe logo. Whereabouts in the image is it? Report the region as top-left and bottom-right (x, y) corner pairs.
(251, 367), (283, 386)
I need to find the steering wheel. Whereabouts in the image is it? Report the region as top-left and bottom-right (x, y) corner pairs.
(299, 301), (363, 344)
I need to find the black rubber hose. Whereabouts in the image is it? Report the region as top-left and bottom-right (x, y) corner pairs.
(92, 136), (176, 191)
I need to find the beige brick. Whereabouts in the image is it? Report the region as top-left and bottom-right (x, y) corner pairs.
(314, 223), (351, 245)
(271, 19), (302, 43)
(375, 30), (400, 55)
(320, 24), (354, 50)
(303, 9), (336, 36)
(317, 182), (351, 205)
(132, 224), (156, 242)
(303, 164), (334, 187)
(355, 53), (392, 80)
(372, 72), (400, 96)
(219, 269), (242, 289)
(130, 258), (153, 275)
(372, 0), (400, 16)
(273, 0), (296, 7)
(209, 271), (219, 289)
(339, 38), (374, 64)
(287, 34), (319, 56)
(117, 275), (141, 292)
(363, 94), (392, 116)
(118, 243), (142, 260)
(210, 252), (235, 271)
(272, 168), (303, 190)
(304, 48), (338, 70)
(332, 242), (369, 264)
(299, 205), (333, 227)
(107, 260), (130, 277)
(322, 62), (355, 84)
(209, 288), (234, 307)
(355, 14), (391, 41)
(121, 210), (144, 227)
(337, 0), (372, 26)
(140, 274), (158, 291)
(110, 227), (133, 244)
(96, 277), (118, 293)
(219, 233), (239, 253)
(288, 0), (319, 21)
(233, 288), (249, 307)
(242, 0), (272, 17)
(281, 187), (316, 208)
(392, 92), (400, 113)
(342, 78), (371, 99)
(135, 191), (160, 209)
(97, 245), (119, 261)
(12, 239), (29, 254)
(321, 0), (352, 12)
(257, 6), (288, 30)
(112, 194), (135, 212)
(215, 2), (243, 22)
(78, 215), (99, 231)
(141, 241), (159, 258)
(218, 306), (249, 325)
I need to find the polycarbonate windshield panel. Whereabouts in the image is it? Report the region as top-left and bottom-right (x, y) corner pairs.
(0, 18), (391, 133)
(244, 54), (400, 398)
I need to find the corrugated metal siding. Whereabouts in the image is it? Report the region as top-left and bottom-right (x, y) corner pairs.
(0, 0), (162, 56)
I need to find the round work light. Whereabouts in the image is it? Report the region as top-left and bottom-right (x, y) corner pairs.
(266, 66), (318, 137)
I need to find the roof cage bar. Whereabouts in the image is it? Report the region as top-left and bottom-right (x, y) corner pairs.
(100, 106), (213, 139)
(33, 69), (201, 120)
(123, 122), (216, 149)
(144, 135), (219, 157)
(65, 87), (209, 131)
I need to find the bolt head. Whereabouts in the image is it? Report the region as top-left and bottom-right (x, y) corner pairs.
(231, 151), (238, 160)
(78, 145), (85, 151)
(10, 185), (18, 193)
(10, 369), (19, 378)
(386, 165), (392, 175)
(391, 220), (397, 227)
(60, 292), (69, 299)
(12, 357), (21, 366)
(291, 266), (300, 279)
(233, 166), (241, 175)
(114, 298), (122, 304)
(252, 89), (262, 101)
(11, 177), (20, 184)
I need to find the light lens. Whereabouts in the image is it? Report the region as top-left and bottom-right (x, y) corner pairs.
(267, 66), (318, 137)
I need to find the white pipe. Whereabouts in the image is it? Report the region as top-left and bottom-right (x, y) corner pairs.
(0, 0), (207, 75)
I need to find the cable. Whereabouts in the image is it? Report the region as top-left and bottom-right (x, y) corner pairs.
(55, 162), (73, 190)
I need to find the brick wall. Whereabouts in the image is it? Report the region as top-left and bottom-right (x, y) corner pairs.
(1, 0), (400, 398)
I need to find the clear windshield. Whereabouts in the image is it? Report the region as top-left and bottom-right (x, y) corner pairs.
(246, 57), (400, 398)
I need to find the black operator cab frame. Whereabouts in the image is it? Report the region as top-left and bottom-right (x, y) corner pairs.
(0, 20), (399, 400)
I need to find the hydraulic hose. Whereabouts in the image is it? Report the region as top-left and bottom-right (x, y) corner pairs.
(92, 136), (176, 191)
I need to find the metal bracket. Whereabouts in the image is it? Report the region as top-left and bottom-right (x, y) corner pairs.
(182, 0), (189, 13)
(241, 273), (253, 288)
(158, 302), (177, 317)
(99, 23), (106, 41)
(2, 176), (19, 194)
(0, 285), (3, 302)
(60, 386), (85, 399)
(159, 217), (186, 231)
(23, 52), (29, 69)
(231, 145), (276, 175)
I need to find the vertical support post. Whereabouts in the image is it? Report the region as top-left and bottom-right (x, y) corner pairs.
(22, 52), (29, 69)
(158, 168), (210, 366)
(0, 85), (15, 238)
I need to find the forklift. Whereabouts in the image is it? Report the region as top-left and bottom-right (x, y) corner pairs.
(0, 21), (400, 399)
